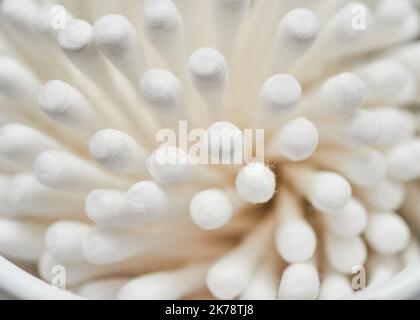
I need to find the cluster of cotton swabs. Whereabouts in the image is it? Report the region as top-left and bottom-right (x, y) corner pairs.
(1, 0), (420, 300)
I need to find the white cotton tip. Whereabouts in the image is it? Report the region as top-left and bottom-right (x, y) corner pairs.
(93, 14), (134, 48)
(365, 211), (410, 255)
(356, 59), (414, 104)
(0, 218), (45, 263)
(373, 108), (416, 146)
(45, 221), (90, 262)
(358, 180), (405, 211)
(326, 198), (368, 238)
(321, 73), (365, 114)
(278, 263), (320, 300)
(387, 140), (420, 182)
(278, 8), (319, 50)
(190, 189), (233, 230)
(86, 189), (140, 226)
(34, 150), (123, 192)
(272, 118), (319, 161)
(78, 278), (128, 300)
(319, 273), (353, 300)
(89, 129), (148, 175)
(259, 74), (301, 114)
(33, 4), (72, 41)
(207, 121), (243, 164)
(126, 181), (168, 221)
(235, 162), (276, 204)
(346, 110), (381, 145)
(82, 226), (143, 265)
(147, 146), (190, 185)
(324, 233), (367, 274)
(275, 219), (317, 263)
(0, 123), (59, 166)
(139, 69), (184, 112)
(38, 80), (71, 116)
(142, 0), (182, 38)
(189, 47), (228, 90)
(377, 0), (413, 25)
(1, 0), (38, 30)
(307, 172), (352, 214)
(58, 19), (92, 51)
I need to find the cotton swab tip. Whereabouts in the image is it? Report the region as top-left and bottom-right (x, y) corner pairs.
(260, 74), (301, 114)
(278, 263), (320, 300)
(236, 162), (276, 204)
(93, 14), (132, 47)
(38, 80), (73, 116)
(58, 19), (92, 51)
(190, 189), (233, 230)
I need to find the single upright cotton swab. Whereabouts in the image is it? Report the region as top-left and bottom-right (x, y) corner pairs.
(325, 197), (368, 238)
(44, 221), (90, 262)
(207, 121), (243, 166)
(268, 117), (319, 161)
(278, 262), (320, 300)
(89, 129), (149, 176)
(266, 8), (319, 75)
(39, 80), (107, 139)
(365, 211), (410, 255)
(235, 162), (276, 204)
(284, 165), (352, 214)
(142, 0), (186, 77)
(34, 150), (130, 193)
(274, 188), (317, 263)
(324, 232), (367, 274)
(188, 47), (229, 121)
(93, 14), (147, 86)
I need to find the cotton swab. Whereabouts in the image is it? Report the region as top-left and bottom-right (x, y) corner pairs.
(93, 14), (147, 86)
(274, 188), (317, 264)
(45, 221), (90, 262)
(312, 147), (386, 188)
(207, 121), (243, 166)
(278, 262), (320, 300)
(354, 59), (417, 105)
(139, 69), (188, 127)
(239, 254), (280, 300)
(367, 254), (401, 287)
(372, 108), (416, 147)
(0, 123), (60, 168)
(386, 139), (420, 182)
(357, 180), (406, 212)
(255, 74), (301, 129)
(300, 72), (366, 116)
(365, 211), (410, 255)
(117, 263), (208, 300)
(268, 117), (319, 161)
(206, 219), (273, 299)
(189, 188), (239, 230)
(85, 189), (143, 227)
(325, 197), (368, 238)
(142, 0), (185, 77)
(316, 110), (381, 146)
(89, 129), (148, 176)
(266, 8), (319, 74)
(9, 174), (84, 218)
(188, 47), (229, 120)
(78, 278), (128, 300)
(319, 272), (353, 300)
(284, 165), (352, 214)
(0, 218), (45, 263)
(235, 162), (276, 204)
(38, 80), (107, 138)
(324, 232), (367, 274)
(34, 150), (130, 193)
